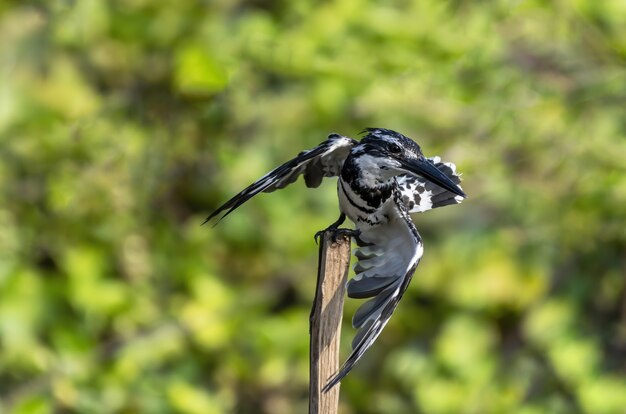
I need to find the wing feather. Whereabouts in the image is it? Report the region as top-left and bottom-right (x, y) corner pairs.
(323, 191), (423, 391)
(205, 134), (357, 224)
(396, 156), (465, 213)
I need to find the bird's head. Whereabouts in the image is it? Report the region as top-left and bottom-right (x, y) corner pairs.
(357, 128), (466, 198)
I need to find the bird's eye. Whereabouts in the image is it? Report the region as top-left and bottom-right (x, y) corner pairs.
(388, 143), (402, 153)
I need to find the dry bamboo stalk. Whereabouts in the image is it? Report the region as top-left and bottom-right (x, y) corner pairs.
(309, 231), (351, 414)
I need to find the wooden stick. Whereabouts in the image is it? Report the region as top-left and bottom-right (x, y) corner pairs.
(309, 231), (351, 414)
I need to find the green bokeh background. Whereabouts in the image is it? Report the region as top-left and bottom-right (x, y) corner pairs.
(1, 1), (626, 413)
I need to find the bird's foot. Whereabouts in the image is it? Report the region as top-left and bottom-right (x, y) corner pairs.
(314, 227), (360, 245)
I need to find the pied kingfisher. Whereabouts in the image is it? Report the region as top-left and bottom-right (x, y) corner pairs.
(206, 128), (466, 390)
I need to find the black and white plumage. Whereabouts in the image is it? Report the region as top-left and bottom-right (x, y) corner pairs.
(206, 128), (466, 390)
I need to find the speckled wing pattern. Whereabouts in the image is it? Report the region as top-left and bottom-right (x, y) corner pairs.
(323, 191), (423, 391)
(396, 156), (464, 213)
(205, 134), (357, 224)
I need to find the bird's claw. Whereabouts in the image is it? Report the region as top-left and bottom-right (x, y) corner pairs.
(314, 227), (360, 245)
(314, 230), (323, 245)
(330, 228), (360, 243)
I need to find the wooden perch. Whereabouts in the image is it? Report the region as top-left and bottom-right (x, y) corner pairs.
(309, 231), (351, 414)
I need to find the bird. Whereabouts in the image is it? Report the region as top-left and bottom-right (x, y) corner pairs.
(205, 128), (466, 391)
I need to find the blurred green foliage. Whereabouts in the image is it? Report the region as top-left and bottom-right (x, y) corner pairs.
(1, 0), (626, 413)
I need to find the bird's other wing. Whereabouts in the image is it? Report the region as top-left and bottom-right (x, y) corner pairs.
(323, 191), (423, 391)
(396, 156), (464, 213)
(205, 134), (358, 224)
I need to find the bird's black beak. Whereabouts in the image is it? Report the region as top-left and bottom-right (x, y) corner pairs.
(400, 157), (467, 198)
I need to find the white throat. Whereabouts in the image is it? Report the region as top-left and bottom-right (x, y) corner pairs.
(355, 154), (399, 186)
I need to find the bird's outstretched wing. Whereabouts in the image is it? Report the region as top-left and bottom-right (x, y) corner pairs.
(323, 191), (423, 391)
(205, 134), (358, 224)
(396, 156), (464, 213)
